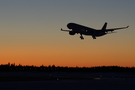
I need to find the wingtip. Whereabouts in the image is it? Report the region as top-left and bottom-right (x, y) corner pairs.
(127, 25), (129, 28)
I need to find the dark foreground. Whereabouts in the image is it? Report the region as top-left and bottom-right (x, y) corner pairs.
(0, 72), (135, 90)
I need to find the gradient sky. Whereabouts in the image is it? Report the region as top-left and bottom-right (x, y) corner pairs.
(0, 0), (135, 67)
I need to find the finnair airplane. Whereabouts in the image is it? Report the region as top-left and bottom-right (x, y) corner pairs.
(61, 22), (129, 39)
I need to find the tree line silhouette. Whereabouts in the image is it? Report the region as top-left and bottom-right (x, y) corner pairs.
(0, 63), (135, 72)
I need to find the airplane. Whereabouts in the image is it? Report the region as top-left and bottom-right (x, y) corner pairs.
(61, 22), (129, 39)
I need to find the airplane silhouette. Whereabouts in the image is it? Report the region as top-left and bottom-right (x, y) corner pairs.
(61, 22), (129, 39)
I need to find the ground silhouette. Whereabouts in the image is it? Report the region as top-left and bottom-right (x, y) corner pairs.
(0, 63), (135, 72)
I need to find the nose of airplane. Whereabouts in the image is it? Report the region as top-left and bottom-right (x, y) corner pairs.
(67, 23), (73, 29)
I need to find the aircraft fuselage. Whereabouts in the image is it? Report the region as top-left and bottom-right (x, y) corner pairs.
(67, 23), (106, 37)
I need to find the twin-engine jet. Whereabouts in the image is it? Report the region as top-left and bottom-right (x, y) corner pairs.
(61, 22), (129, 39)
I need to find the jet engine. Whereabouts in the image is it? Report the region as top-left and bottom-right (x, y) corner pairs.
(69, 31), (75, 35)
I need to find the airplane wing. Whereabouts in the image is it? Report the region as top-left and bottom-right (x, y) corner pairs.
(105, 26), (129, 32)
(61, 28), (70, 32)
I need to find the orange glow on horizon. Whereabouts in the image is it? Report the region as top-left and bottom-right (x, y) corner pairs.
(0, 39), (135, 67)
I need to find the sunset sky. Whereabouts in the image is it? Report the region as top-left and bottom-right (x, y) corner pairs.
(0, 0), (135, 67)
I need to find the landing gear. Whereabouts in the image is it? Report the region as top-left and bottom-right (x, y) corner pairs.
(80, 36), (84, 39)
(92, 35), (96, 39)
(80, 34), (84, 40)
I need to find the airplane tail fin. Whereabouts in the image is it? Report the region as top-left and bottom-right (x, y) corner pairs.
(101, 22), (107, 31)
